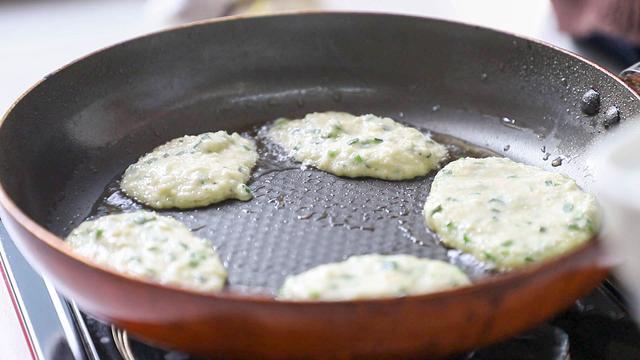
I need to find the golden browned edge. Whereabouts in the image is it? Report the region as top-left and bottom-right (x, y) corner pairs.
(0, 11), (623, 306)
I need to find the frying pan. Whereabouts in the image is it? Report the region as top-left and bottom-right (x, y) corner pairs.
(0, 12), (638, 359)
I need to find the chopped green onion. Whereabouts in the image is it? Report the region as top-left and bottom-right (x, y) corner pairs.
(431, 205), (443, 215)
(325, 124), (343, 138)
(274, 118), (289, 126)
(483, 252), (496, 261)
(95, 229), (103, 238)
(568, 224), (580, 231)
(354, 154), (364, 164)
(134, 216), (155, 225)
(347, 138), (360, 145)
(446, 221), (456, 232)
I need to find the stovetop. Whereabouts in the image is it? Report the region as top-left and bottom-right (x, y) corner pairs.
(2, 221), (640, 360)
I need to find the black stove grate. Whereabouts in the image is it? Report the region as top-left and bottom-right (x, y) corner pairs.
(77, 284), (640, 360)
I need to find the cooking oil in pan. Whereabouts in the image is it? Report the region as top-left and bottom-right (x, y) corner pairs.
(87, 125), (497, 294)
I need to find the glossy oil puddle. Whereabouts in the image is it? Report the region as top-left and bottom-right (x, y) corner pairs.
(86, 123), (498, 295)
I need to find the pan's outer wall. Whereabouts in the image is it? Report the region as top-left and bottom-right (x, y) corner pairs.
(0, 13), (632, 358)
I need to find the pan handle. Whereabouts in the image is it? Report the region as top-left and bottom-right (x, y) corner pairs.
(620, 62), (640, 93)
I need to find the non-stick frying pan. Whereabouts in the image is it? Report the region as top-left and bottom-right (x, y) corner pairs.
(1, 12), (638, 359)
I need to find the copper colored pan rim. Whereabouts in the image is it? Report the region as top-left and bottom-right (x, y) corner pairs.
(0, 11), (615, 306)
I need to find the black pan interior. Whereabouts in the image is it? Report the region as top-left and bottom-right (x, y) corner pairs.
(0, 13), (638, 294)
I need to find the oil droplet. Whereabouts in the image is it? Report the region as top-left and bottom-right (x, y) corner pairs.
(297, 212), (314, 220)
(502, 117), (515, 126)
(432, 105), (441, 112)
(480, 73), (488, 81)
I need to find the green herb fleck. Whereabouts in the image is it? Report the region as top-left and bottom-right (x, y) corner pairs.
(241, 184), (252, 194)
(483, 252), (496, 261)
(507, 175), (518, 179)
(327, 150), (338, 158)
(586, 219), (595, 233)
(568, 224), (581, 231)
(360, 138), (384, 145)
(539, 226), (547, 233)
(273, 118), (289, 126)
(354, 154), (364, 164)
(347, 138), (360, 145)
(431, 205), (443, 215)
(242, 145), (251, 151)
(463, 234), (472, 244)
(95, 229), (103, 238)
(501, 240), (514, 247)
(563, 203), (574, 213)
(525, 256), (535, 263)
(446, 221), (456, 232)
(325, 124), (343, 138)
(489, 198), (505, 205)
(134, 216), (155, 225)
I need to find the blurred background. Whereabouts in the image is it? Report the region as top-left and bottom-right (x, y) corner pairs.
(3, 0), (640, 113)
